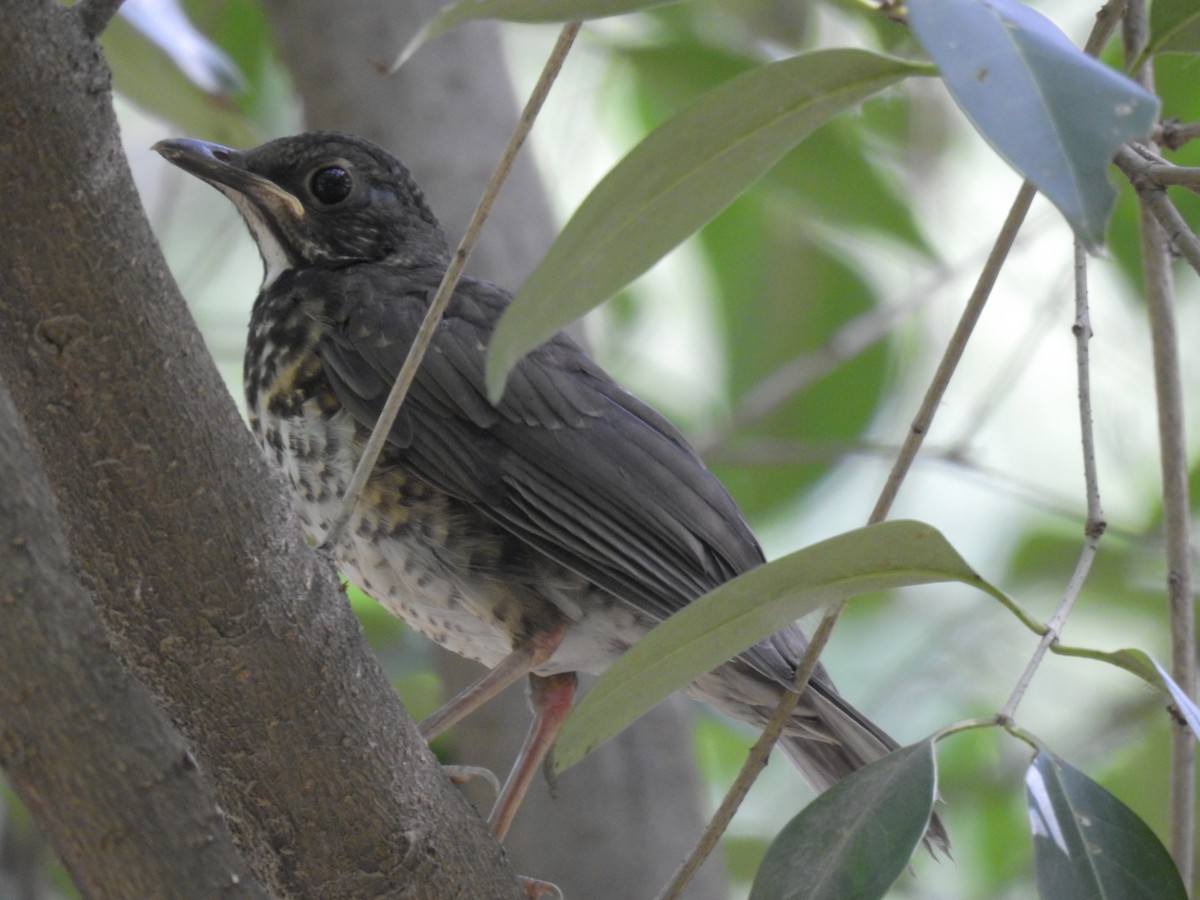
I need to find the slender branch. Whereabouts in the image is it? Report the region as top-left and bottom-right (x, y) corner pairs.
(659, 187), (1037, 894)
(1115, 147), (1200, 277)
(321, 22), (582, 549)
(999, 241), (1106, 722)
(655, 612), (842, 900)
(1084, 0), (1129, 57)
(1139, 163), (1200, 193)
(1139, 189), (1195, 879)
(1125, 0), (1196, 881)
(695, 292), (927, 454)
(76, 0), (125, 39)
(657, 5), (1125, 896)
(870, 181), (1038, 522)
(1157, 119), (1200, 152)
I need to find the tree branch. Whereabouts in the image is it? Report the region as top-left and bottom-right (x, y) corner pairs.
(998, 241), (1106, 722)
(1125, 1), (1197, 880)
(75, 0), (125, 39)
(0, 378), (266, 899)
(0, 2), (520, 895)
(1115, 147), (1200, 277)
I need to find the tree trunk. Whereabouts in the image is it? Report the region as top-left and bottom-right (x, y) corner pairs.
(0, 1), (519, 896)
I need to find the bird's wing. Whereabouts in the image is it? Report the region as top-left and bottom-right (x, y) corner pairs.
(313, 264), (766, 628)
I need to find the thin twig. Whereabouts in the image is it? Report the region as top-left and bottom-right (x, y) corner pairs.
(1157, 119), (1200, 151)
(76, 0), (126, 38)
(695, 292), (927, 454)
(870, 181), (1037, 523)
(1084, 0), (1129, 57)
(1115, 147), (1200, 276)
(1139, 182), (1198, 887)
(1125, 0), (1196, 881)
(655, 612), (841, 900)
(658, 5), (1126, 895)
(998, 241), (1106, 722)
(320, 22), (583, 549)
(661, 184), (1036, 894)
(1141, 164), (1200, 193)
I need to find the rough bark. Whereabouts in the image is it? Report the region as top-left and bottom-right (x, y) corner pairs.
(257, 1), (728, 896)
(0, 1), (519, 896)
(0, 382), (266, 899)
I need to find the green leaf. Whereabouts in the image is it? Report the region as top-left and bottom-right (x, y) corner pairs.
(1050, 644), (1165, 689)
(103, 15), (260, 146)
(1027, 752), (1187, 899)
(386, 0), (679, 71)
(1050, 645), (1200, 738)
(1149, 0), (1200, 56)
(552, 520), (1000, 772)
(907, 0), (1159, 249)
(1151, 657), (1200, 739)
(485, 49), (929, 401)
(120, 0), (245, 93)
(749, 740), (938, 900)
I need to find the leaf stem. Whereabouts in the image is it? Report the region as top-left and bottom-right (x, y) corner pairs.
(320, 22), (582, 550)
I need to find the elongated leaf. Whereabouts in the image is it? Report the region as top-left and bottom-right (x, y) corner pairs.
(1027, 752), (1187, 899)
(103, 14), (259, 146)
(1050, 644), (1165, 689)
(485, 49), (930, 400)
(553, 520), (1000, 772)
(387, 0), (677, 71)
(122, 0), (245, 93)
(749, 740), (937, 900)
(1150, 0), (1200, 56)
(1050, 646), (1200, 737)
(908, 0), (1159, 249)
(1152, 658), (1200, 739)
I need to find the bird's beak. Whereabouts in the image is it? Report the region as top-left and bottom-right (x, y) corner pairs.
(153, 138), (305, 218)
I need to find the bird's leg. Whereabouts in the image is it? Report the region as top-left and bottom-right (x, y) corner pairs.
(418, 627), (566, 741)
(487, 672), (577, 841)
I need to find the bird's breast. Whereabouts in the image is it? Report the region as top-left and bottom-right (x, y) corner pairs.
(242, 308), (659, 675)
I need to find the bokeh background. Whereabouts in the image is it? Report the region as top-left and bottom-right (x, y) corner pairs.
(5, 1), (1198, 897)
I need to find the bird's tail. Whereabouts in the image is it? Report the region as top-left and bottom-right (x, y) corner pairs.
(686, 634), (951, 857)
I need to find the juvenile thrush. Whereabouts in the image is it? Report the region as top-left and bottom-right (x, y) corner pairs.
(155, 131), (948, 851)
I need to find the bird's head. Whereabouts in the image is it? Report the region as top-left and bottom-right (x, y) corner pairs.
(154, 132), (450, 287)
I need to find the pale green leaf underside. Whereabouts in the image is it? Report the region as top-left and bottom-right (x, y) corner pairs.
(908, 0), (1158, 249)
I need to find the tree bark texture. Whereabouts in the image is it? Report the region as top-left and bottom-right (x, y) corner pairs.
(0, 382), (266, 899)
(0, 1), (520, 896)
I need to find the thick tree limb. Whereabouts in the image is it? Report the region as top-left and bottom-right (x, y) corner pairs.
(0, 380), (265, 899)
(0, 1), (519, 895)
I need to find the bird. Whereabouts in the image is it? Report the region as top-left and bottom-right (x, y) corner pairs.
(154, 131), (949, 853)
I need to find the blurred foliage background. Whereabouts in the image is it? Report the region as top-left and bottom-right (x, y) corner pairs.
(6, 0), (1197, 897)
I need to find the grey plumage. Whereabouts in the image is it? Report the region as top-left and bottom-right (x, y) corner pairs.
(156, 130), (949, 855)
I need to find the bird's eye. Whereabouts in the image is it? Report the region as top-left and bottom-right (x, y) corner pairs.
(310, 166), (353, 205)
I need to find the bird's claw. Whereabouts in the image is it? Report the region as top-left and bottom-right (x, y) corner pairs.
(519, 875), (562, 899)
(440, 764), (502, 795)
